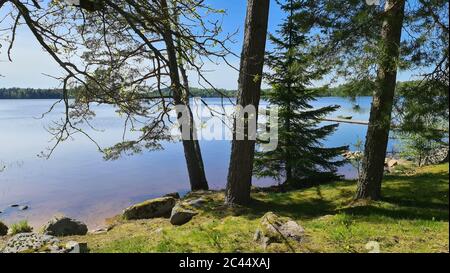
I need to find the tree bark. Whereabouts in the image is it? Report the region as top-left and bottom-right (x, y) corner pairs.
(356, 0), (406, 200)
(160, 0), (209, 191)
(225, 0), (270, 205)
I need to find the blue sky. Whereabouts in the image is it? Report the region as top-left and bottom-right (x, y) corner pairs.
(0, 0), (417, 89)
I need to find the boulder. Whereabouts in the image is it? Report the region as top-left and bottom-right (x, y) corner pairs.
(254, 212), (305, 248)
(388, 159), (399, 168)
(41, 216), (88, 236)
(164, 192), (181, 199)
(170, 203), (198, 226)
(1, 233), (88, 253)
(123, 197), (177, 220)
(2, 233), (61, 253)
(0, 221), (8, 236)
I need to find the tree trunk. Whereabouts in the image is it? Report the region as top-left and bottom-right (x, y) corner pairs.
(225, 0), (270, 205)
(160, 0), (209, 191)
(180, 63), (209, 191)
(356, 0), (406, 200)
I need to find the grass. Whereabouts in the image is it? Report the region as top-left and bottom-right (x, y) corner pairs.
(7, 164), (450, 253)
(9, 220), (33, 236)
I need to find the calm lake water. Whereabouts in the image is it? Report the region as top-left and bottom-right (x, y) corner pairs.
(0, 97), (399, 228)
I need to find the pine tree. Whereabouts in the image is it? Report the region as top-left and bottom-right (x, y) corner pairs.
(254, 0), (348, 186)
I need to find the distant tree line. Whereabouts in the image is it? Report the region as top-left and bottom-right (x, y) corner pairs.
(0, 88), (67, 99)
(0, 83), (380, 99)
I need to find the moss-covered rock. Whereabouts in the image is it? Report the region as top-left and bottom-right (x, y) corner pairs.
(255, 212), (305, 248)
(170, 203), (198, 226)
(0, 221), (8, 236)
(41, 216), (88, 237)
(2, 233), (88, 253)
(123, 197), (177, 220)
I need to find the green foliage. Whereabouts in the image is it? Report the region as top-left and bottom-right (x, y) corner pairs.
(395, 80), (449, 134)
(255, 0), (348, 186)
(399, 133), (443, 166)
(394, 80), (449, 166)
(9, 220), (33, 235)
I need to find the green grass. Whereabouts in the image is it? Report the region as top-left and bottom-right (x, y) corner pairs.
(60, 163), (448, 253)
(9, 220), (33, 235)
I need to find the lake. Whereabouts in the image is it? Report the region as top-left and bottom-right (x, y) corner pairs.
(0, 97), (399, 228)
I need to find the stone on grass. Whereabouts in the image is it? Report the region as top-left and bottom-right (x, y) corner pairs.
(66, 241), (88, 253)
(0, 221), (8, 236)
(2, 233), (60, 253)
(1, 233), (88, 253)
(388, 159), (399, 168)
(91, 227), (108, 235)
(41, 216), (88, 236)
(170, 203), (198, 226)
(254, 212), (305, 248)
(122, 197), (177, 220)
(186, 198), (207, 208)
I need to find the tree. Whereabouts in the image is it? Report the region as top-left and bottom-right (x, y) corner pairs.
(225, 0), (270, 206)
(289, 0), (448, 200)
(356, 0), (406, 200)
(0, 0), (233, 191)
(254, 0), (348, 187)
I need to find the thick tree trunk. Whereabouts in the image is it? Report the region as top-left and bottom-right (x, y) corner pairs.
(160, 0), (209, 191)
(225, 0), (270, 205)
(356, 0), (406, 200)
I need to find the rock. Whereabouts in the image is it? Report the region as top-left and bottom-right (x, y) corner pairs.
(186, 198), (207, 208)
(41, 216), (88, 236)
(65, 241), (88, 253)
(255, 212), (305, 248)
(1, 233), (61, 253)
(90, 228), (108, 235)
(0, 221), (8, 236)
(170, 203), (198, 226)
(164, 192), (181, 199)
(388, 159), (398, 168)
(123, 197), (177, 220)
(1, 233), (88, 253)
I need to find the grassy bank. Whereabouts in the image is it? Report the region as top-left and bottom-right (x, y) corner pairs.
(3, 164), (448, 253)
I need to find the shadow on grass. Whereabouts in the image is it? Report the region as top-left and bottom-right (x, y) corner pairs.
(245, 196), (336, 220)
(201, 187), (336, 221)
(200, 168), (449, 223)
(338, 205), (449, 222)
(339, 171), (449, 222)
